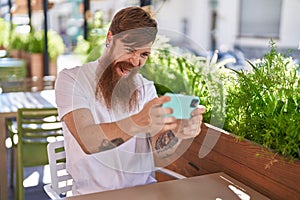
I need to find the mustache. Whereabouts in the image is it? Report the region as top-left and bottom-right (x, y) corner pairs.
(115, 61), (135, 69)
(114, 61), (140, 77)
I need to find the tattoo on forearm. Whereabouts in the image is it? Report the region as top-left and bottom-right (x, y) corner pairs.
(99, 137), (125, 151)
(155, 130), (179, 157)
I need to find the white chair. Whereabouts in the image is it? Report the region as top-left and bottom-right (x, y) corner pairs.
(43, 140), (73, 199)
(44, 140), (186, 199)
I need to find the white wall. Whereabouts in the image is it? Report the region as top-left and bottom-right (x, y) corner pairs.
(218, 0), (300, 50)
(215, 0), (239, 51)
(279, 0), (300, 48)
(156, 0), (300, 51)
(155, 0), (211, 52)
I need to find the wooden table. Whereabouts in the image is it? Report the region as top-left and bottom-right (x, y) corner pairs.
(66, 172), (270, 200)
(0, 89), (56, 199)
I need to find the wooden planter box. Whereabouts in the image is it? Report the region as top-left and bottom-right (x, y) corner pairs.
(162, 123), (300, 200)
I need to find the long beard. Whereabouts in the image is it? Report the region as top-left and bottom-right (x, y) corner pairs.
(95, 61), (139, 112)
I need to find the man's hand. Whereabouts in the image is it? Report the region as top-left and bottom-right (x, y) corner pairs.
(175, 105), (206, 140)
(152, 103), (206, 159)
(129, 95), (177, 137)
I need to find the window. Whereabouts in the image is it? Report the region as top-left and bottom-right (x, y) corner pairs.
(239, 0), (282, 38)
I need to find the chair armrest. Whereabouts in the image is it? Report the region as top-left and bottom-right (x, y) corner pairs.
(154, 167), (186, 179)
(43, 184), (63, 200)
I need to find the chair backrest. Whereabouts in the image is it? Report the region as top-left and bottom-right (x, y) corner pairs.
(47, 140), (73, 198)
(17, 107), (63, 166)
(16, 107), (63, 200)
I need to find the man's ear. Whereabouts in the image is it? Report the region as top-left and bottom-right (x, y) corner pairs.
(106, 31), (113, 45)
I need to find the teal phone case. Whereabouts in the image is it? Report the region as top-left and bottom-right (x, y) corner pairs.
(162, 93), (200, 119)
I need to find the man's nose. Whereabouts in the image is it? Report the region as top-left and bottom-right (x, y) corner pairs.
(129, 54), (141, 67)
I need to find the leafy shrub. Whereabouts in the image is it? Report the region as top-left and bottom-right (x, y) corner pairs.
(74, 17), (108, 63)
(9, 30), (29, 51)
(48, 30), (65, 60)
(224, 41), (300, 159)
(141, 36), (233, 127)
(27, 30), (44, 53)
(0, 18), (10, 48)
(143, 38), (300, 159)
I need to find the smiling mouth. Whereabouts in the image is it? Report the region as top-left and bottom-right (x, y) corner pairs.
(116, 66), (132, 77)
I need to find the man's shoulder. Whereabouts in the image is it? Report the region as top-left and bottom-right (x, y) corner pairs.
(136, 73), (153, 84)
(58, 60), (98, 78)
(136, 74), (156, 93)
(59, 65), (80, 74)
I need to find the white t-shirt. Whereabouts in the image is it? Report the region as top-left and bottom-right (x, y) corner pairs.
(55, 60), (158, 195)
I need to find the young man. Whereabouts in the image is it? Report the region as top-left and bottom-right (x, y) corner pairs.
(55, 6), (205, 195)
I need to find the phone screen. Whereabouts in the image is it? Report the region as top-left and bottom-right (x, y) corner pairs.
(162, 93), (200, 119)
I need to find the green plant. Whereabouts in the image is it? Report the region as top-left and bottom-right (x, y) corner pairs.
(140, 36), (233, 127)
(48, 30), (65, 60)
(74, 13), (108, 63)
(9, 30), (29, 51)
(27, 30), (44, 53)
(0, 18), (10, 48)
(141, 37), (192, 95)
(224, 41), (300, 159)
(74, 29), (107, 63)
(142, 36), (300, 160)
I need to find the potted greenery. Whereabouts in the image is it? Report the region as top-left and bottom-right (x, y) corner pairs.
(224, 41), (300, 159)
(0, 18), (10, 50)
(140, 37), (300, 199)
(141, 35), (229, 126)
(8, 29), (29, 59)
(27, 30), (44, 78)
(74, 26), (107, 63)
(74, 11), (108, 63)
(48, 30), (65, 76)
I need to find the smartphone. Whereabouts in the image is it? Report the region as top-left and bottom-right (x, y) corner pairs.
(162, 93), (200, 119)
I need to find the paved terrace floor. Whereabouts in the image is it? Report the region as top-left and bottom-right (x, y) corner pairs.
(7, 148), (51, 200)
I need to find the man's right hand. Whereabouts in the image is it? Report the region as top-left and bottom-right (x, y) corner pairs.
(128, 96), (178, 137)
